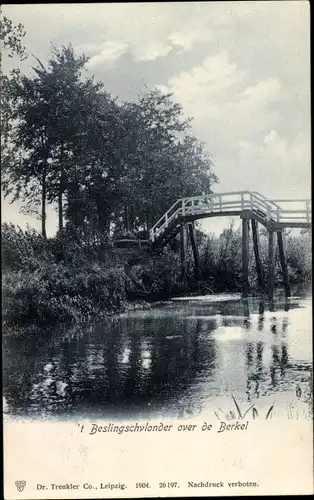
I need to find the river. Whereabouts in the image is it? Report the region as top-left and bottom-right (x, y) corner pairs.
(3, 290), (312, 421)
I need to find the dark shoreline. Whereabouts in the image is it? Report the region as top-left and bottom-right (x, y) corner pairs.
(3, 282), (311, 340)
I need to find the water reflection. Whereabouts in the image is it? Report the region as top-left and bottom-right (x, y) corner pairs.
(3, 293), (312, 419)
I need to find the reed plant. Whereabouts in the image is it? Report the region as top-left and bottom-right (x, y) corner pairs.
(214, 395), (274, 421)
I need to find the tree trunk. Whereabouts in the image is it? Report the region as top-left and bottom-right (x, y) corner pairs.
(124, 205), (129, 233)
(58, 144), (65, 234)
(129, 205), (134, 233)
(58, 181), (63, 234)
(41, 166), (47, 238)
(146, 212), (151, 233)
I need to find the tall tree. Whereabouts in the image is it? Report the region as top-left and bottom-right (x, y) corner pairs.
(0, 15), (27, 156)
(3, 40), (218, 243)
(2, 45), (108, 237)
(114, 89), (218, 234)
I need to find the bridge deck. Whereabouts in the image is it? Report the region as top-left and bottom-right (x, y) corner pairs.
(150, 191), (311, 246)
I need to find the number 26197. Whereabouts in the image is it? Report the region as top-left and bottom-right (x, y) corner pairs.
(159, 482), (178, 488)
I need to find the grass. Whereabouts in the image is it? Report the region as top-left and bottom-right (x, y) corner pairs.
(214, 395), (275, 421)
(215, 391), (313, 421)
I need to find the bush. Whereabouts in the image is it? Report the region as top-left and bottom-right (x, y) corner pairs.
(286, 233), (312, 282)
(2, 261), (128, 326)
(1, 223), (312, 328)
(199, 226), (242, 291)
(1, 223), (53, 272)
(197, 225), (312, 292)
(126, 248), (182, 297)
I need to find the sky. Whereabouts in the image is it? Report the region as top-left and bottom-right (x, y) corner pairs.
(1, 1), (311, 236)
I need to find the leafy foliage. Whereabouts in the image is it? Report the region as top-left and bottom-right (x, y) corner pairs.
(3, 38), (217, 240)
(1, 221), (312, 328)
(0, 15), (27, 157)
(2, 224), (127, 325)
(0, 14), (26, 62)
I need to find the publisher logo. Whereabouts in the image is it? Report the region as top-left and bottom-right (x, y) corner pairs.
(15, 480), (26, 492)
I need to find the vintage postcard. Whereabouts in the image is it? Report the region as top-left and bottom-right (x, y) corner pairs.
(2, 1), (312, 498)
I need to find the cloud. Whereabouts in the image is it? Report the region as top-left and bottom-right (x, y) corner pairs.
(85, 39), (174, 66)
(241, 77), (283, 104)
(159, 51), (285, 143)
(158, 43), (310, 199)
(168, 28), (212, 51)
(164, 51), (246, 103)
(81, 22), (214, 67)
(264, 130), (286, 154)
(263, 129), (310, 172)
(86, 41), (129, 68)
(132, 42), (173, 61)
(158, 51), (248, 126)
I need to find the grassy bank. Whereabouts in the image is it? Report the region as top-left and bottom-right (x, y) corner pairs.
(2, 223), (312, 330)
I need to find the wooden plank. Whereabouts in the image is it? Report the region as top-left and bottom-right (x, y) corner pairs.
(251, 219), (265, 289)
(180, 224), (188, 282)
(269, 198), (311, 203)
(275, 210), (309, 214)
(183, 191), (247, 202)
(183, 210), (257, 221)
(242, 217), (250, 298)
(273, 222), (312, 229)
(277, 231), (291, 298)
(268, 230), (276, 299)
(188, 222), (201, 281)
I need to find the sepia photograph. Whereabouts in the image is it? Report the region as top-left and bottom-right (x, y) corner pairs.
(1, 1), (312, 498)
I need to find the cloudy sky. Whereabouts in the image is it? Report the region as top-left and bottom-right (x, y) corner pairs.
(2, 1), (311, 235)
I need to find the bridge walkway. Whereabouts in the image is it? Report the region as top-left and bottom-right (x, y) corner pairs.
(148, 191), (311, 299)
(149, 191), (311, 247)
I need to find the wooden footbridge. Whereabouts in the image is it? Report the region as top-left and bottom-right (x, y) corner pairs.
(148, 191), (311, 299)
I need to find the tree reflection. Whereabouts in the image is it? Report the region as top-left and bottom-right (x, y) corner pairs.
(245, 341), (265, 401)
(245, 299), (292, 400)
(3, 314), (217, 418)
(3, 295), (309, 419)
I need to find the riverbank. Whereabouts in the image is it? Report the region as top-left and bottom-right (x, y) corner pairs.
(2, 223), (311, 332)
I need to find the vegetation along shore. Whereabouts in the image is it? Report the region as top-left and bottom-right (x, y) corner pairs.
(1, 17), (311, 331)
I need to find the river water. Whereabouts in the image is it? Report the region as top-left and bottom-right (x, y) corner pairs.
(3, 290), (313, 421)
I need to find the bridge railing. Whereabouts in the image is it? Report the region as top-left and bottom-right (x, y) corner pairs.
(267, 199), (311, 224)
(150, 191), (256, 241)
(149, 191), (311, 242)
(182, 191), (278, 218)
(149, 199), (183, 242)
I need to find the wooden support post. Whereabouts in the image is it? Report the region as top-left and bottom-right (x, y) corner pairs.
(268, 229), (276, 300)
(251, 219), (265, 290)
(277, 230), (291, 298)
(188, 222), (200, 281)
(242, 216), (250, 298)
(180, 224), (188, 283)
(243, 299), (250, 330)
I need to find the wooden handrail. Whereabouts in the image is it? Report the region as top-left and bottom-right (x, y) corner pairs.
(150, 191), (311, 242)
(268, 199), (311, 203)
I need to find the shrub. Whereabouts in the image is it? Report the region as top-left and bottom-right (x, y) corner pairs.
(2, 260), (128, 327)
(140, 248), (182, 296)
(1, 223), (52, 272)
(1, 223), (312, 328)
